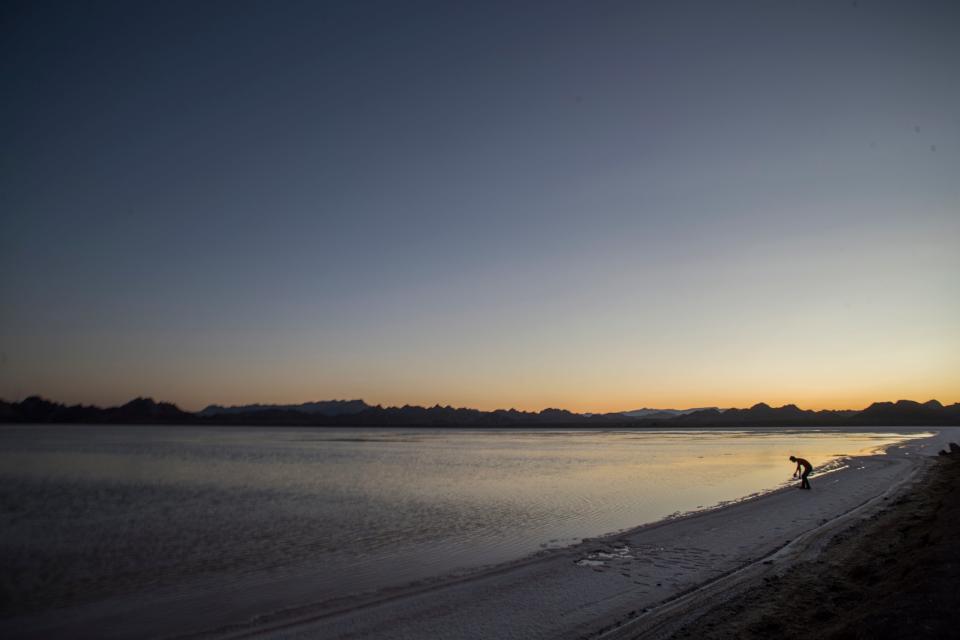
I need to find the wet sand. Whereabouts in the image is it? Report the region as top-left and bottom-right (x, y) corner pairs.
(663, 442), (960, 640)
(214, 429), (957, 640)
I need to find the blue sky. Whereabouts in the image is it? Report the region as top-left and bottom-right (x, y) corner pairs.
(2, 0), (958, 410)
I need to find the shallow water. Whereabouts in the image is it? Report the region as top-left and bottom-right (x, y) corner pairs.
(0, 425), (929, 623)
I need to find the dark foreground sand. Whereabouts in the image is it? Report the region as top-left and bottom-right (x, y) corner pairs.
(666, 449), (960, 640)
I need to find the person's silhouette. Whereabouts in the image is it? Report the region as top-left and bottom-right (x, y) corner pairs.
(789, 455), (812, 490)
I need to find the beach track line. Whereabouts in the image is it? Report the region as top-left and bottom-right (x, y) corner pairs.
(591, 455), (931, 640)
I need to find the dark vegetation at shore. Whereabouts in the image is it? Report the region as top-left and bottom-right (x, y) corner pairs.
(669, 444), (960, 640)
(2, 396), (959, 427)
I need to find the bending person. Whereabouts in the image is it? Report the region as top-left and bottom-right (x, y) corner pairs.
(789, 455), (812, 490)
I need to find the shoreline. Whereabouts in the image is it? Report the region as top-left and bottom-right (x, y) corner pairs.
(202, 429), (957, 640)
(663, 440), (960, 640)
(2, 428), (952, 640)
(595, 446), (937, 639)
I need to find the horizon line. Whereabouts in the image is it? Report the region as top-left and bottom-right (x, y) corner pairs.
(5, 394), (954, 415)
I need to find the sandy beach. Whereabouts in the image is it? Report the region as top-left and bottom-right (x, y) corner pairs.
(176, 427), (956, 640)
(666, 442), (960, 640)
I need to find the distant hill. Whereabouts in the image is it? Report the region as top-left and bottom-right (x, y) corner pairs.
(668, 403), (855, 426)
(0, 396), (193, 424)
(847, 400), (959, 426)
(199, 399), (371, 417)
(620, 407), (719, 419)
(1, 397), (958, 427)
(196, 404), (615, 427)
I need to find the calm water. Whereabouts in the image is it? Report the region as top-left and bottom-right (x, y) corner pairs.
(0, 425), (929, 619)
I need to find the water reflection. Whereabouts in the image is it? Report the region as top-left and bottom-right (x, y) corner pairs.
(0, 425), (930, 616)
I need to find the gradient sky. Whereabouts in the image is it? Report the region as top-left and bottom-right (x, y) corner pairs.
(2, 0), (958, 412)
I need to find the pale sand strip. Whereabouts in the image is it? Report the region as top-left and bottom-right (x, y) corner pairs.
(235, 429), (957, 640)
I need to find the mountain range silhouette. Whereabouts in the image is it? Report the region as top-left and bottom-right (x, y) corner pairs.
(2, 397), (958, 427)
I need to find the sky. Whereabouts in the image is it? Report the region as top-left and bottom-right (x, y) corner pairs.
(2, 0), (958, 412)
